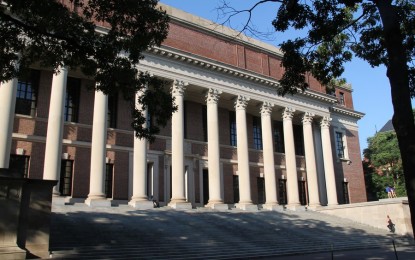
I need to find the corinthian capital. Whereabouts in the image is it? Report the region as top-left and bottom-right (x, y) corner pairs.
(234, 95), (250, 110)
(260, 102), (273, 116)
(302, 112), (315, 125)
(282, 107), (295, 121)
(320, 116), (332, 128)
(206, 88), (222, 104)
(172, 80), (188, 96)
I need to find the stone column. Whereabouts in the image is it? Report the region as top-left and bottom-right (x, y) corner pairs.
(43, 67), (68, 196)
(282, 107), (300, 209)
(260, 102), (279, 210)
(0, 64), (19, 168)
(205, 88), (227, 210)
(169, 80), (191, 209)
(320, 116), (338, 205)
(85, 90), (111, 207)
(129, 89), (153, 209)
(235, 95), (256, 210)
(302, 112), (320, 207)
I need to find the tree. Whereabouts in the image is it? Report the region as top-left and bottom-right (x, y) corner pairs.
(0, 0), (174, 140)
(218, 0), (415, 237)
(363, 131), (406, 199)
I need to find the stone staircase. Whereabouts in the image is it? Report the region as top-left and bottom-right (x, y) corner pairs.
(48, 205), (414, 259)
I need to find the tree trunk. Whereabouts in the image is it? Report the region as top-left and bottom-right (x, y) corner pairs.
(376, 0), (415, 238)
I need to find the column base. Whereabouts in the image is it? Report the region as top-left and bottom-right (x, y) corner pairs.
(235, 203), (258, 211)
(205, 202), (229, 211)
(52, 196), (66, 206)
(168, 201), (192, 210)
(286, 204), (305, 211)
(0, 245), (26, 260)
(85, 198), (111, 207)
(306, 204), (321, 211)
(262, 203), (280, 211)
(128, 200), (154, 209)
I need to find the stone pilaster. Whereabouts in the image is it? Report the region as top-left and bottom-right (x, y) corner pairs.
(302, 112), (320, 207)
(282, 107), (300, 209)
(86, 90), (111, 207)
(260, 102), (279, 210)
(320, 116), (338, 205)
(43, 67), (68, 196)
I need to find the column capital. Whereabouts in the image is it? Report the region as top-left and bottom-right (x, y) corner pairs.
(282, 107), (296, 121)
(206, 88), (222, 104)
(260, 102), (273, 116)
(172, 80), (188, 96)
(234, 95), (250, 110)
(302, 112), (315, 125)
(320, 116), (332, 128)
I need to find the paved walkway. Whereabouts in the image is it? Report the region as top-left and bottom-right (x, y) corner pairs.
(48, 204), (415, 259)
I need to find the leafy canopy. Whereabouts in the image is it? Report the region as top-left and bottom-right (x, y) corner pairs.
(0, 0), (174, 140)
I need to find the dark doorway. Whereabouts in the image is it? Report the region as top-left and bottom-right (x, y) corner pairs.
(59, 160), (73, 196)
(169, 166), (172, 202)
(343, 181), (350, 204)
(203, 169), (209, 205)
(105, 163), (113, 198)
(278, 179), (287, 205)
(9, 154), (30, 178)
(257, 177), (265, 204)
(298, 180), (307, 205)
(233, 175), (239, 203)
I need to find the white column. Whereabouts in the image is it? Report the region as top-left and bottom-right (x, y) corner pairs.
(0, 70), (19, 168)
(43, 67), (68, 196)
(129, 89), (153, 209)
(320, 116), (338, 205)
(169, 80), (191, 209)
(282, 107), (300, 208)
(85, 90), (110, 206)
(302, 112), (320, 207)
(235, 95), (256, 210)
(261, 102), (278, 210)
(206, 88), (227, 210)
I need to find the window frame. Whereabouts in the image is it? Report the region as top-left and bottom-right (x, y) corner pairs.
(273, 121), (285, 153)
(229, 111), (237, 146)
(334, 130), (349, 160)
(15, 70), (40, 116)
(253, 116), (263, 150)
(64, 77), (81, 123)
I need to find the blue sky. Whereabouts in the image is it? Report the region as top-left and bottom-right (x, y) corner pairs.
(159, 0), (415, 156)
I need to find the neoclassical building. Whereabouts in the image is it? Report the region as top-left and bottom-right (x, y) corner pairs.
(0, 4), (366, 210)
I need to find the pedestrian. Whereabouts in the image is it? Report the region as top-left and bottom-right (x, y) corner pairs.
(385, 185), (392, 198)
(390, 186), (397, 198)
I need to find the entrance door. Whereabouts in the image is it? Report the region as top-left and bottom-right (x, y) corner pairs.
(298, 180), (307, 205)
(257, 177), (265, 204)
(60, 160), (73, 196)
(203, 169), (209, 205)
(233, 175), (239, 203)
(343, 182), (350, 204)
(278, 179), (287, 205)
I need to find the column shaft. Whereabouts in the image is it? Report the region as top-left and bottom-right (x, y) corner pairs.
(43, 67), (68, 195)
(0, 76), (19, 168)
(86, 90), (108, 204)
(261, 103), (278, 209)
(302, 113), (320, 206)
(321, 117), (338, 205)
(283, 108), (300, 206)
(235, 96), (252, 205)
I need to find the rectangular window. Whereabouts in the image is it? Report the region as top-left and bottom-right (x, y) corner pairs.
(9, 154), (30, 178)
(107, 93), (118, 128)
(229, 111), (237, 146)
(335, 131), (345, 158)
(15, 70), (40, 116)
(339, 92), (345, 106)
(202, 105), (207, 142)
(273, 121), (284, 153)
(253, 116), (263, 150)
(105, 163), (114, 198)
(65, 78), (81, 123)
(294, 125), (305, 156)
(59, 160), (73, 196)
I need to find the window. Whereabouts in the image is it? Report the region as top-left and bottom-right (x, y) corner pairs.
(229, 111), (237, 146)
(15, 70), (40, 116)
(335, 131), (346, 159)
(293, 125), (305, 156)
(273, 121), (284, 153)
(9, 154), (30, 178)
(65, 78), (81, 123)
(108, 93), (118, 128)
(105, 163), (114, 198)
(253, 116), (263, 150)
(59, 160), (73, 196)
(202, 105), (207, 142)
(339, 92), (345, 106)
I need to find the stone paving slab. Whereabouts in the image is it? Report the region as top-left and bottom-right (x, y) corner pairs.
(48, 204), (415, 259)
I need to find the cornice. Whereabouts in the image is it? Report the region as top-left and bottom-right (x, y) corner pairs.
(148, 46), (338, 104)
(331, 106), (365, 119)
